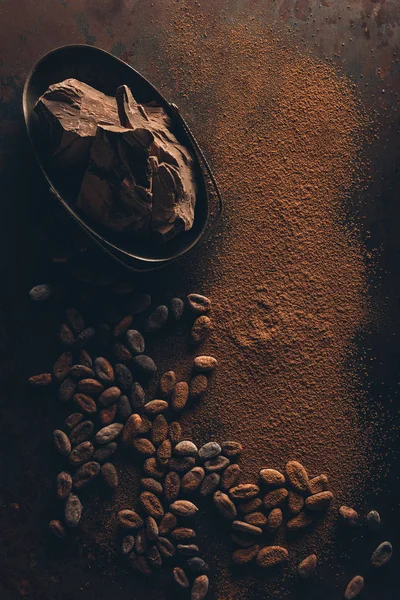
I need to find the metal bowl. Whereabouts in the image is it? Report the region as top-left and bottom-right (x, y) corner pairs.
(23, 44), (222, 271)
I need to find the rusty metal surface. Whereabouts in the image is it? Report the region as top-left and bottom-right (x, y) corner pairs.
(1, 1), (400, 599)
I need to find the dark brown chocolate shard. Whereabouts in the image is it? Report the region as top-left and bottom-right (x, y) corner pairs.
(34, 78), (120, 168)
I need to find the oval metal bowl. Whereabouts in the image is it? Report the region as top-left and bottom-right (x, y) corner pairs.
(23, 45), (222, 271)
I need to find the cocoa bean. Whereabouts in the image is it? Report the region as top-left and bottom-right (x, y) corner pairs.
(73, 461), (100, 489)
(122, 414), (142, 444)
(98, 386), (121, 408)
(164, 471), (181, 502)
(141, 478), (163, 496)
(187, 294), (211, 314)
(69, 420), (94, 446)
(133, 438), (156, 457)
(266, 508), (283, 533)
(174, 440), (198, 457)
(118, 509), (144, 529)
(287, 512), (313, 532)
(66, 308), (85, 334)
(200, 473), (220, 496)
(170, 500), (199, 518)
(59, 324), (75, 348)
(70, 365), (94, 380)
(135, 529), (148, 554)
(177, 544), (199, 556)
(285, 460), (309, 492)
(238, 498), (263, 514)
(93, 442), (117, 463)
(232, 521), (262, 536)
(74, 326), (96, 349)
(144, 399), (168, 416)
(100, 403), (117, 426)
(95, 423), (123, 444)
(64, 413), (83, 431)
(186, 557), (209, 574)
(131, 381), (145, 411)
(288, 491), (304, 515)
(367, 510), (381, 532)
(73, 393), (97, 415)
(49, 519), (65, 538)
(159, 512), (177, 535)
(114, 364), (133, 393)
(339, 505), (359, 527)
(229, 484), (259, 502)
(58, 378), (76, 403)
(170, 298), (184, 321)
(191, 315), (212, 344)
(140, 491), (164, 520)
(194, 356), (217, 372)
(157, 537), (176, 558)
(221, 464), (241, 491)
(189, 375), (208, 399)
(256, 546), (289, 568)
(305, 491), (333, 511)
(69, 441), (94, 466)
(132, 355), (157, 378)
(198, 441), (221, 460)
(64, 494), (83, 527)
(53, 429), (71, 456)
(157, 439), (172, 465)
(213, 491), (237, 520)
(171, 528), (196, 542)
(94, 357), (115, 385)
(78, 349), (93, 368)
(53, 352), (73, 382)
(113, 315), (133, 338)
(113, 341), (132, 362)
(259, 468), (286, 488)
(169, 456), (196, 473)
(172, 381), (189, 411)
(308, 474), (329, 494)
(29, 284), (54, 302)
(116, 395), (132, 423)
(371, 541), (392, 567)
(29, 373), (52, 387)
(146, 545), (162, 568)
(56, 471), (72, 500)
(297, 554), (317, 579)
(245, 512), (267, 527)
(263, 488), (288, 510)
(168, 421), (182, 445)
(145, 516), (159, 541)
(125, 329), (145, 354)
(205, 456), (230, 473)
(101, 462), (118, 489)
(145, 305), (168, 332)
(345, 576), (364, 599)
(122, 535), (135, 555)
(191, 574), (209, 600)
(151, 414), (168, 445)
(144, 457), (165, 479)
(77, 378), (104, 394)
(231, 533), (257, 548)
(181, 467), (205, 494)
(221, 440), (243, 458)
(159, 371), (176, 396)
(232, 545), (259, 565)
(173, 566), (190, 588)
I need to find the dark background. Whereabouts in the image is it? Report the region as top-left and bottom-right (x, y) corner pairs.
(1, 1), (400, 599)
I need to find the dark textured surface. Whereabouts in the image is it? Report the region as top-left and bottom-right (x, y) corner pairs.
(1, 1), (400, 599)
